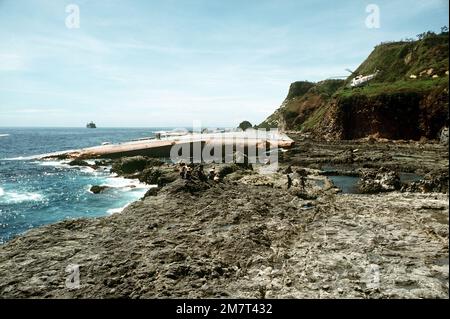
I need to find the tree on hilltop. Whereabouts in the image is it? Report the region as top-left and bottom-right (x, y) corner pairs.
(238, 121), (253, 131)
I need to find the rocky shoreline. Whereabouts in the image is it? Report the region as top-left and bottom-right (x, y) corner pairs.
(0, 136), (448, 298)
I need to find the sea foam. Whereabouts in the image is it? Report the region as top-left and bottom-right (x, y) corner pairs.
(102, 176), (150, 189)
(106, 204), (130, 215)
(0, 190), (44, 204)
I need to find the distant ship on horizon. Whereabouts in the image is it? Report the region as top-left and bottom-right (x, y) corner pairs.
(86, 121), (97, 128)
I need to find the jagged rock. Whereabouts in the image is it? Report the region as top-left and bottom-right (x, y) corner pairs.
(289, 189), (317, 200)
(401, 171), (449, 194)
(218, 162), (253, 179)
(0, 137), (449, 299)
(218, 164), (240, 178)
(358, 168), (400, 193)
(139, 167), (177, 187)
(111, 156), (164, 175)
(143, 187), (160, 198)
(68, 159), (91, 166)
(167, 178), (212, 194)
(111, 156), (148, 174)
(240, 175), (275, 187)
(94, 159), (113, 166)
(333, 149), (354, 164)
(68, 159), (98, 169)
(224, 170), (256, 182)
(111, 157), (167, 180)
(90, 185), (109, 194)
(146, 158), (166, 167)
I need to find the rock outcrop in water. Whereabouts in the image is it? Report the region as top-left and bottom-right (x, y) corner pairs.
(358, 168), (401, 194)
(111, 156), (164, 175)
(68, 159), (98, 170)
(401, 171), (449, 194)
(138, 167), (177, 187)
(90, 185), (109, 194)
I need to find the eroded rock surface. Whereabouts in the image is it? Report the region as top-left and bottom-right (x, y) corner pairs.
(0, 138), (448, 299)
(358, 168), (401, 194)
(0, 180), (447, 298)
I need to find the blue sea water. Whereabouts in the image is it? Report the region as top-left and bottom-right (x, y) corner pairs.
(0, 127), (172, 244)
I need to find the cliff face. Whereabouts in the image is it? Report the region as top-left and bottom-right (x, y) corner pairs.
(318, 84), (449, 140)
(258, 80), (343, 131)
(260, 32), (449, 140)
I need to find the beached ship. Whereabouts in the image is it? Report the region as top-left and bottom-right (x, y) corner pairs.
(86, 121), (97, 128)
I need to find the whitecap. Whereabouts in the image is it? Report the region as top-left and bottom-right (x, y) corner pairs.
(0, 190), (44, 204)
(102, 176), (150, 189)
(85, 160), (97, 166)
(37, 160), (69, 168)
(2, 156), (27, 161)
(79, 166), (96, 173)
(0, 187), (4, 197)
(106, 204), (130, 215)
(3, 149), (77, 161)
(0, 134), (10, 137)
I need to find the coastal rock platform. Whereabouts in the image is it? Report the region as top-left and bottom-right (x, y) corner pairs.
(0, 181), (447, 298)
(0, 137), (448, 298)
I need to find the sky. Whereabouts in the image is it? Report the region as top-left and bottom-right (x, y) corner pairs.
(0, 0), (448, 127)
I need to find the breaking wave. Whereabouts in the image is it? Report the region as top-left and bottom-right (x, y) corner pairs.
(106, 204), (130, 215)
(0, 188), (45, 204)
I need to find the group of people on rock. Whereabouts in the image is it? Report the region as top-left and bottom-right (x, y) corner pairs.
(178, 163), (220, 182)
(179, 163), (192, 180)
(286, 166), (307, 190)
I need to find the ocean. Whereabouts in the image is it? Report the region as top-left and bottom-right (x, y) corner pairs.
(0, 127), (172, 244)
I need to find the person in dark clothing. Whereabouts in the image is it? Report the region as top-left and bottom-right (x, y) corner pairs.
(185, 166), (192, 180)
(208, 167), (216, 180)
(296, 169), (307, 190)
(287, 174), (292, 189)
(179, 163), (187, 179)
(197, 165), (207, 181)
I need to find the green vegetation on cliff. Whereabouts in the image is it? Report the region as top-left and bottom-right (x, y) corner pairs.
(337, 77), (448, 98)
(259, 30), (449, 140)
(285, 81), (315, 99)
(258, 79), (344, 130)
(347, 32), (448, 85)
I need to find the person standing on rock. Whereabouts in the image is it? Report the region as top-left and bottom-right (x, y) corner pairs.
(287, 174), (292, 189)
(284, 165), (293, 174)
(296, 169), (307, 191)
(186, 166), (192, 180)
(208, 167), (216, 180)
(179, 163), (187, 179)
(197, 165), (207, 181)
